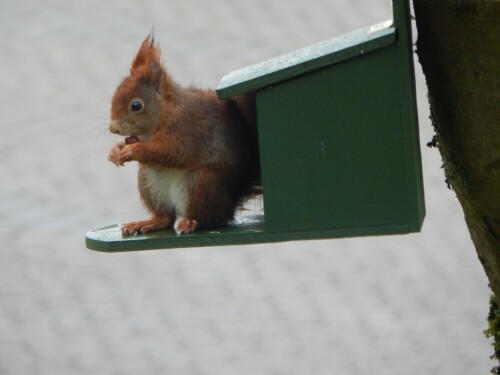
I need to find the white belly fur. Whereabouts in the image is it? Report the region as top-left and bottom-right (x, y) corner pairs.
(143, 167), (189, 217)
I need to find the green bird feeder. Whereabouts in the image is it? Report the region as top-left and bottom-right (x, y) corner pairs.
(86, 0), (425, 252)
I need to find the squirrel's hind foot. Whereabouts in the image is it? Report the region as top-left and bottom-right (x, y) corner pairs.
(176, 219), (199, 235)
(121, 216), (173, 236)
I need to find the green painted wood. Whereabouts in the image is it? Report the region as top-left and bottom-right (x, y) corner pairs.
(393, 0), (426, 228)
(255, 44), (423, 234)
(85, 214), (413, 252)
(86, 215), (265, 252)
(217, 23), (396, 99)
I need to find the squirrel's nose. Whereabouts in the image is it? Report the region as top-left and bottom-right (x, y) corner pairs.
(109, 120), (120, 134)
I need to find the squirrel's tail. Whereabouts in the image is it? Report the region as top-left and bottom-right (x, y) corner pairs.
(234, 92), (257, 129)
(234, 92), (262, 197)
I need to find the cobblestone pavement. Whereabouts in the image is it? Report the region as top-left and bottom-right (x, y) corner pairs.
(0, 1), (493, 374)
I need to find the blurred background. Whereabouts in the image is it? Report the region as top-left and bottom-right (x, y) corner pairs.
(0, 0), (494, 374)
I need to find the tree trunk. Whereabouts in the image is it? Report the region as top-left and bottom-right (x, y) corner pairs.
(413, 0), (500, 297)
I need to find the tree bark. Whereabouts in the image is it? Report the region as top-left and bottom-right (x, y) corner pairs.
(413, 0), (500, 297)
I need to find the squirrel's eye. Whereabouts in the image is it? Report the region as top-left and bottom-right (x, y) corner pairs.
(129, 99), (144, 113)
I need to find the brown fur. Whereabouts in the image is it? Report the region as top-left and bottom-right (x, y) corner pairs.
(108, 34), (259, 235)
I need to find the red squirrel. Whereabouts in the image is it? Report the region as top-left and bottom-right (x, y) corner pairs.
(108, 34), (259, 235)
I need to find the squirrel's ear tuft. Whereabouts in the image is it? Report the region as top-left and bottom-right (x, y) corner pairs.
(130, 32), (173, 96)
(131, 33), (162, 76)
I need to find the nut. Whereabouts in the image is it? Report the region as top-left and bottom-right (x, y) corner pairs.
(125, 135), (140, 145)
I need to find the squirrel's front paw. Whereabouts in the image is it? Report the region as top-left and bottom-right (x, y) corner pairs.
(108, 142), (125, 166)
(117, 144), (138, 165)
